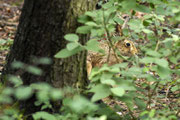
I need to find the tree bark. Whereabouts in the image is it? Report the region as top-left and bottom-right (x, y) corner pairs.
(2, 0), (98, 116)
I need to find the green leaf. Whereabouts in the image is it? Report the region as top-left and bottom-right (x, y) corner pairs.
(163, 38), (173, 43)
(106, 6), (117, 15)
(128, 19), (144, 32)
(50, 89), (63, 100)
(0, 95), (13, 104)
(134, 98), (146, 110)
(0, 39), (6, 45)
(129, 67), (142, 75)
(66, 95), (98, 114)
(85, 11), (97, 18)
(171, 34), (179, 41)
(91, 28), (105, 37)
(15, 86), (33, 100)
(100, 72), (113, 80)
(157, 66), (171, 79)
(146, 50), (162, 57)
(111, 63), (128, 68)
(121, 0), (136, 11)
(110, 87), (125, 97)
(156, 5), (166, 15)
(149, 109), (156, 118)
(99, 65), (112, 73)
(102, 2), (113, 9)
(37, 91), (49, 102)
(116, 80), (136, 91)
(30, 83), (51, 90)
(85, 39), (102, 53)
(135, 5), (151, 13)
(140, 57), (154, 64)
(41, 101), (52, 110)
(66, 42), (79, 51)
(33, 112), (56, 120)
(85, 22), (98, 26)
(154, 58), (169, 68)
(169, 56), (178, 64)
(113, 17), (124, 24)
(171, 86), (179, 92)
(26, 66), (43, 75)
(121, 29), (128, 36)
(76, 26), (92, 34)
(2, 87), (13, 96)
(0, 115), (13, 120)
(101, 79), (116, 86)
(11, 61), (24, 69)
(143, 20), (151, 26)
(54, 46), (84, 58)
(142, 29), (154, 34)
(8, 75), (23, 87)
(78, 15), (91, 24)
(33, 57), (52, 65)
(64, 34), (79, 42)
(90, 84), (111, 102)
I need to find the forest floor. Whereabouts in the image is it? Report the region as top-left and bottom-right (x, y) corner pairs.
(0, 0), (22, 72)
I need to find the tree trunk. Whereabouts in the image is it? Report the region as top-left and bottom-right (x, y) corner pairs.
(2, 0), (98, 115)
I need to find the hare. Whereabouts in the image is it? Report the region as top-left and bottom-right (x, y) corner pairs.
(87, 39), (138, 75)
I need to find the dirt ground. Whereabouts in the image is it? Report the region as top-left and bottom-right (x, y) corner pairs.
(0, 0), (23, 72)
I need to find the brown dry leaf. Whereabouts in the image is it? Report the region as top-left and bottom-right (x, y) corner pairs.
(5, 26), (16, 31)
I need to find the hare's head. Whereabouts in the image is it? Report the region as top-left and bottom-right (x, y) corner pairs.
(115, 40), (138, 56)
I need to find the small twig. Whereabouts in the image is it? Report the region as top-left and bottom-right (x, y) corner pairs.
(155, 40), (160, 52)
(146, 81), (160, 110)
(176, 109), (180, 117)
(102, 9), (127, 62)
(107, 45), (111, 63)
(102, 8), (122, 63)
(165, 85), (171, 100)
(146, 21), (163, 109)
(127, 107), (137, 120)
(0, 20), (18, 27)
(122, 16), (130, 29)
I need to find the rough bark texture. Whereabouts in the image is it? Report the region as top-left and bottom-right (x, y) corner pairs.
(2, 0), (98, 116)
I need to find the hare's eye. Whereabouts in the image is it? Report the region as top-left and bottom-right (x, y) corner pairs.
(126, 43), (131, 47)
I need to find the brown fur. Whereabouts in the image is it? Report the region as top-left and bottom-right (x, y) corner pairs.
(87, 40), (138, 75)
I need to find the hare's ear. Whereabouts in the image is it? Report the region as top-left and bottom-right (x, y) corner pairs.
(115, 23), (123, 36)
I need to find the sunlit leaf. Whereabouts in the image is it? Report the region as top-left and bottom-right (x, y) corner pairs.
(134, 98), (146, 110)
(66, 42), (79, 51)
(157, 66), (171, 79)
(33, 112), (56, 120)
(26, 66), (43, 75)
(54, 47), (84, 58)
(146, 50), (162, 57)
(15, 86), (33, 100)
(154, 58), (169, 67)
(110, 87), (125, 97)
(90, 84), (111, 102)
(8, 75), (23, 87)
(76, 26), (92, 34)
(135, 5), (151, 13)
(11, 61), (24, 69)
(64, 34), (79, 42)
(85, 22), (98, 26)
(50, 89), (63, 100)
(85, 39), (103, 53)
